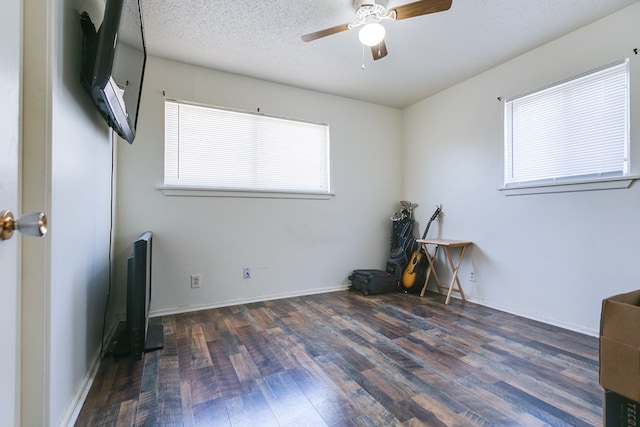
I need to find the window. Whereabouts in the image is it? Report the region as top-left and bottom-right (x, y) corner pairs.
(504, 59), (629, 188)
(164, 99), (330, 194)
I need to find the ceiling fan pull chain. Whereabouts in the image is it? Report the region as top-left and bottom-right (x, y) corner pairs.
(362, 44), (366, 70)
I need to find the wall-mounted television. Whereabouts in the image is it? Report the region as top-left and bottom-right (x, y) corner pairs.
(113, 231), (163, 360)
(80, 0), (146, 144)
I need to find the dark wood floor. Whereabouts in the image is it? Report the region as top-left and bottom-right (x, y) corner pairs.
(76, 290), (603, 426)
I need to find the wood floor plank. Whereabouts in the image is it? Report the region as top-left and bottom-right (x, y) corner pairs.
(491, 380), (594, 426)
(115, 400), (137, 427)
(154, 338), (184, 425)
(85, 403), (120, 426)
(258, 370), (327, 426)
(460, 349), (601, 425)
(234, 324), (285, 377)
(288, 365), (362, 426)
(76, 291), (603, 426)
(229, 345), (262, 383)
(133, 391), (157, 426)
(361, 367), (408, 402)
(249, 304), (280, 330)
(225, 391), (280, 427)
(188, 325), (213, 370)
(453, 374), (550, 426)
(394, 335), (473, 379)
(317, 353), (402, 425)
(264, 327), (301, 371)
(207, 340), (246, 398)
(77, 357), (120, 419)
(411, 392), (488, 427)
(179, 379), (195, 427)
(191, 398), (230, 426)
(108, 357), (144, 404)
(186, 365), (221, 406)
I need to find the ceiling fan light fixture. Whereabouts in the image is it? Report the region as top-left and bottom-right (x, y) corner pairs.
(358, 22), (385, 47)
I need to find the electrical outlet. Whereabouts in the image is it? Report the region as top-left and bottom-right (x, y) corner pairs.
(469, 270), (477, 282)
(190, 274), (201, 288)
(243, 268), (251, 279)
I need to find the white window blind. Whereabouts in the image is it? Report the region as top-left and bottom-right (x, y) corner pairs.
(164, 100), (330, 193)
(505, 59), (629, 186)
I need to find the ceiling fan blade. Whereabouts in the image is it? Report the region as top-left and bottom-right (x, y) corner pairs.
(301, 23), (351, 42)
(391, 0), (452, 20)
(371, 40), (388, 60)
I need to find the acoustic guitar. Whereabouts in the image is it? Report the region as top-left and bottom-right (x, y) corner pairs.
(401, 205), (442, 290)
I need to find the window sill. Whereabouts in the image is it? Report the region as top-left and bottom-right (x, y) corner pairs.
(159, 186), (335, 200)
(498, 176), (640, 196)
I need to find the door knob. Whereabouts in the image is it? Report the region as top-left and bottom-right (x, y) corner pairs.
(0, 210), (48, 241)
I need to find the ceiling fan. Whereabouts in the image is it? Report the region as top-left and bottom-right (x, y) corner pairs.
(301, 0), (452, 60)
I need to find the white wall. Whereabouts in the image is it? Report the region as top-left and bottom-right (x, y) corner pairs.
(114, 56), (403, 315)
(403, 3), (640, 335)
(22, 0), (114, 425)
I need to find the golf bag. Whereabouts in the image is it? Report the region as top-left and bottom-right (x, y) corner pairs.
(385, 214), (414, 278)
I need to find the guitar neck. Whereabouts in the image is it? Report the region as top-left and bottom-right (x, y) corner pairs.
(421, 222), (432, 240)
(420, 206), (441, 241)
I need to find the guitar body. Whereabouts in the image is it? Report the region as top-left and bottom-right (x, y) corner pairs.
(401, 248), (423, 289)
(401, 205), (442, 290)
(402, 251), (428, 293)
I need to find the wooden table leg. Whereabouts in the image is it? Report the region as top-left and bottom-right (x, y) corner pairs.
(443, 246), (467, 305)
(419, 245), (440, 297)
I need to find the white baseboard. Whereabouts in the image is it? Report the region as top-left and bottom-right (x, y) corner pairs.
(420, 281), (599, 337)
(150, 284), (598, 337)
(150, 284), (349, 318)
(465, 296), (599, 337)
(58, 318), (121, 427)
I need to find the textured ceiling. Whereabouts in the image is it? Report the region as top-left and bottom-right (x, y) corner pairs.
(139, 0), (638, 109)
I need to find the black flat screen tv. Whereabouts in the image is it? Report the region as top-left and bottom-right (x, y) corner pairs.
(80, 0), (146, 143)
(114, 231), (163, 359)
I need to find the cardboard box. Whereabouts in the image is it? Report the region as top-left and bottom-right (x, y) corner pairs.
(600, 290), (640, 402)
(604, 390), (640, 427)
